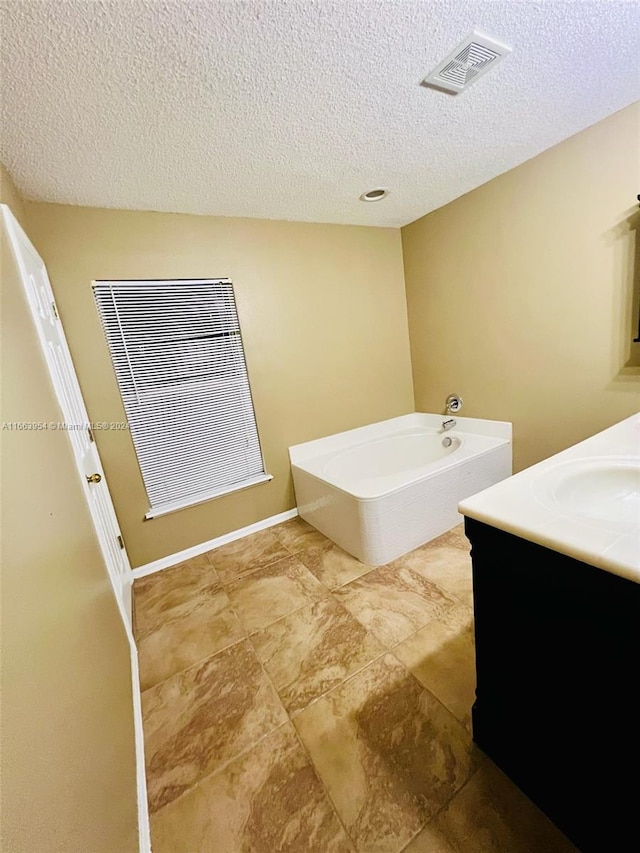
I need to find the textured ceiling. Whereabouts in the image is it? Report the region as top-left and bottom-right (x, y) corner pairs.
(1, 0), (639, 228)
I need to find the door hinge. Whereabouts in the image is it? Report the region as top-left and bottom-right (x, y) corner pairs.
(87, 427), (95, 443)
(51, 301), (59, 319)
(117, 534), (125, 550)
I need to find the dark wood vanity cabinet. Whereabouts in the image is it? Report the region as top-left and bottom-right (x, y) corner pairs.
(465, 517), (640, 852)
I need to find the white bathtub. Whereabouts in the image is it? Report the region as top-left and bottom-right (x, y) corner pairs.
(289, 413), (512, 565)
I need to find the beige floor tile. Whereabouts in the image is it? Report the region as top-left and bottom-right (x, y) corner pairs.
(399, 536), (474, 606)
(133, 554), (220, 639)
(137, 590), (247, 691)
(403, 761), (578, 853)
(251, 595), (385, 714)
(429, 524), (470, 551)
(297, 541), (376, 589)
(226, 554), (325, 633)
(142, 639), (287, 813)
(136, 523), (576, 852)
(272, 516), (329, 553)
(150, 723), (353, 853)
(392, 605), (475, 731)
(294, 654), (478, 853)
(333, 562), (459, 647)
(207, 528), (290, 584)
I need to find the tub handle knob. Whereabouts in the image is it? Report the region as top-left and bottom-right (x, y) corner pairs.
(446, 394), (463, 414)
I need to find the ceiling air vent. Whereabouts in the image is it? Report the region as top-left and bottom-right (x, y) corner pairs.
(421, 30), (512, 95)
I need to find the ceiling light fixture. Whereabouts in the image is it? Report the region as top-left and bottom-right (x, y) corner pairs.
(360, 188), (389, 202)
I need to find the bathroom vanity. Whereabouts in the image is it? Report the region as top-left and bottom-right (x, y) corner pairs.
(458, 414), (640, 853)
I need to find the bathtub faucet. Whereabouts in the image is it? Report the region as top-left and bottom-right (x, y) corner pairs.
(442, 418), (457, 431)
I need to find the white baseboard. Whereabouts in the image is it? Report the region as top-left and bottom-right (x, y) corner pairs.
(129, 645), (151, 852)
(131, 507), (299, 580)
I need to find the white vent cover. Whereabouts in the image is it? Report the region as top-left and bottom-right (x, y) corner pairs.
(422, 30), (512, 94)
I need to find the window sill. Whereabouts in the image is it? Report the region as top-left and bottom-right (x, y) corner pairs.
(144, 473), (273, 520)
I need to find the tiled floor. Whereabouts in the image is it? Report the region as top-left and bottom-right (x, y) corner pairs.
(134, 519), (577, 853)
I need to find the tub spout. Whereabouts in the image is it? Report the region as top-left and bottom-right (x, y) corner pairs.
(442, 418), (457, 431)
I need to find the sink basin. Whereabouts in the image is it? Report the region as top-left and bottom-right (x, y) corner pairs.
(533, 457), (640, 524)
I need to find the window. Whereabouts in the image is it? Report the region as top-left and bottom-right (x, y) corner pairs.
(92, 278), (270, 518)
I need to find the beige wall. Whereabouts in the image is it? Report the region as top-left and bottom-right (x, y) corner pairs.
(23, 205), (415, 566)
(0, 166), (138, 852)
(402, 103), (640, 473)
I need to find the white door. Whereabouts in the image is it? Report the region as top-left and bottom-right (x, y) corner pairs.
(2, 204), (133, 629)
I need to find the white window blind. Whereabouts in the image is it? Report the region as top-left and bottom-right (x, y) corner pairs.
(92, 278), (271, 519)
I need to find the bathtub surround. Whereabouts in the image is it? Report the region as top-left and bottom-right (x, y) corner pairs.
(290, 413), (512, 564)
(135, 517), (576, 852)
(23, 204), (414, 567)
(402, 102), (640, 474)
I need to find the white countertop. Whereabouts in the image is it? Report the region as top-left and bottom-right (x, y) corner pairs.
(458, 413), (640, 584)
